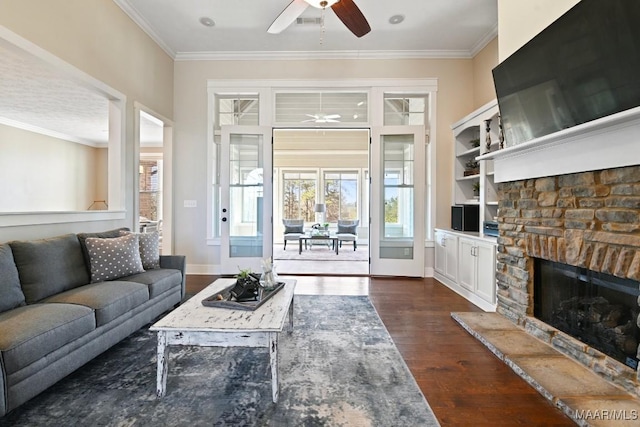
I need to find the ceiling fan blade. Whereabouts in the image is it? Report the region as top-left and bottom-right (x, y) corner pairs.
(331, 0), (371, 38)
(267, 0), (310, 34)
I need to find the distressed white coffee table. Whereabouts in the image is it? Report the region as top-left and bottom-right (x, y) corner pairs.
(150, 278), (296, 403)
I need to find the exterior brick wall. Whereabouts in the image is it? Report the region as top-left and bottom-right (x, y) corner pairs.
(496, 165), (640, 395)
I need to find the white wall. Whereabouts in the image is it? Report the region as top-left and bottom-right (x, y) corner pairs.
(0, 124), (106, 211)
(0, 0), (173, 242)
(498, 0), (580, 61)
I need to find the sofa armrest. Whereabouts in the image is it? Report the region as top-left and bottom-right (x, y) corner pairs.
(159, 255), (186, 299)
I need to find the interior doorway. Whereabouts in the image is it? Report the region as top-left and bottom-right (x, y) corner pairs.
(136, 108), (173, 254)
(272, 128), (369, 275)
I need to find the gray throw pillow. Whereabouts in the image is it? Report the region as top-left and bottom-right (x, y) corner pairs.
(120, 230), (160, 270)
(284, 225), (303, 234)
(85, 234), (145, 283)
(77, 227), (130, 274)
(337, 224), (358, 234)
(0, 243), (26, 313)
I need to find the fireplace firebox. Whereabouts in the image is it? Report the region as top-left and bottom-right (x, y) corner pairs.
(534, 259), (640, 370)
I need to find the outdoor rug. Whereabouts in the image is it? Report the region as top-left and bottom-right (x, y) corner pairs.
(273, 244), (368, 262)
(0, 295), (439, 427)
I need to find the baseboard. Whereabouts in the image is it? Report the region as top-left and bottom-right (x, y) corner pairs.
(433, 272), (496, 312)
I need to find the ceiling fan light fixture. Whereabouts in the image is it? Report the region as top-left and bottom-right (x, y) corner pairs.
(305, 0), (339, 9)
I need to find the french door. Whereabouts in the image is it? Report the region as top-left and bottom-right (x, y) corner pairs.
(220, 126), (273, 274)
(370, 126), (425, 277)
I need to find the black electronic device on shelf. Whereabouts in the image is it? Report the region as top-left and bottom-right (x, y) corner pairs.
(451, 204), (479, 232)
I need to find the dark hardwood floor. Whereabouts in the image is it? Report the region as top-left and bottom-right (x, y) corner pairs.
(186, 275), (574, 426)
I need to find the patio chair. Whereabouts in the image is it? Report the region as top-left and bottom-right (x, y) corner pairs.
(337, 219), (359, 250)
(282, 219), (304, 250)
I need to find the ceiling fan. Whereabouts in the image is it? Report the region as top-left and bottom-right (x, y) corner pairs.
(268, 0), (371, 38)
(303, 113), (341, 123)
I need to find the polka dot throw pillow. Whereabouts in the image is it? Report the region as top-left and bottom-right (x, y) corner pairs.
(120, 230), (160, 270)
(85, 233), (145, 283)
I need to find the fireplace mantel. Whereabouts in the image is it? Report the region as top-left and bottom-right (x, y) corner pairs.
(477, 106), (640, 183)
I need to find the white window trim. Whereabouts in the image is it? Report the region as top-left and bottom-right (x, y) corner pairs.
(207, 79), (437, 246)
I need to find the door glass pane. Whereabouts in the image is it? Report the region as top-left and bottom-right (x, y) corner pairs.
(229, 133), (263, 258)
(381, 134), (414, 259)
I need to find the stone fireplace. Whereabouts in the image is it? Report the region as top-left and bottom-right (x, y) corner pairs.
(495, 165), (640, 397)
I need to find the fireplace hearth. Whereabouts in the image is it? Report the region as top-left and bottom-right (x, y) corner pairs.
(534, 259), (640, 370)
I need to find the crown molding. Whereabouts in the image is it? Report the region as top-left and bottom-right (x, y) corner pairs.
(469, 24), (498, 57)
(113, 0), (176, 59)
(175, 49), (474, 61)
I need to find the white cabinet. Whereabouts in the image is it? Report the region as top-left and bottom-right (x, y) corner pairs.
(434, 229), (497, 311)
(458, 237), (497, 305)
(435, 230), (457, 282)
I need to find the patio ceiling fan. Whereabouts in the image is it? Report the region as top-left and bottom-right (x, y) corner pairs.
(302, 113), (341, 123)
(268, 0), (371, 38)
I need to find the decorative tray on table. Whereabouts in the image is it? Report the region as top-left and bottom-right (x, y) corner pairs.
(201, 281), (286, 311)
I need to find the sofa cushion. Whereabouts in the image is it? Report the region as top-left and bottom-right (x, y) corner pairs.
(44, 281), (149, 327)
(85, 234), (145, 283)
(9, 234), (89, 303)
(118, 268), (183, 299)
(0, 303), (95, 375)
(119, 230), (160, 270)
(77, 228), (130, 275)
(0, 243), (25, 313)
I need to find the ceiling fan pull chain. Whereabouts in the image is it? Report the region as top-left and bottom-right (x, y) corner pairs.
(320, 6), (326, 45)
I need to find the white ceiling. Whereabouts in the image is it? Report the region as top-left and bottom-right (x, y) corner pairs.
(114, 0), (498, 59)
(0, 0), (497, 147)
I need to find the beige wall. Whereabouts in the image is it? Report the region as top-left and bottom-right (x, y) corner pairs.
(498, 0), (580, 61)
(0, 124), (106, 211)
(0, 0), (173, 241)
(472, 37), (499, 109)
(173, 58), (475, 267)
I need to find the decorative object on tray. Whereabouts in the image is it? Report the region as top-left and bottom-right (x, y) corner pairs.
(201, 281), (285, 311)
(497, 114), (505, 150)
(230, 268), (261, 302)
(484, 118), (492, 152)
(201, 260), (285, 310)
(464, 159), (479, 176)
(259, 256), (279, 291)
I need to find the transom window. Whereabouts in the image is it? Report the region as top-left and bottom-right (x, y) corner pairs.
(384, 94), (427, 126)
(216, 95), (259, 129)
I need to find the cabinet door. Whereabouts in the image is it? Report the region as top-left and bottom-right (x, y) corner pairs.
(444, 235), (458, 281)
(458, 238), (476, 292)
(434, 232), (447, 275)
(475, 241), (496, 304)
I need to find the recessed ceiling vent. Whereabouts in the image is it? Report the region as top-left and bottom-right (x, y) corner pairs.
(296, 17), (322, 26)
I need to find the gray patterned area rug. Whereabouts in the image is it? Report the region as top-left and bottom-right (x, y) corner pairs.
(0, 296), (439, 427)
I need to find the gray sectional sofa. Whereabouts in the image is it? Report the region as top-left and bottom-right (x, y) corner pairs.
(0, 228), (185, 416)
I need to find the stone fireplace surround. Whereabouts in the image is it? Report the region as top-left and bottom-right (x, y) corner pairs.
(496, 164), (640, 397)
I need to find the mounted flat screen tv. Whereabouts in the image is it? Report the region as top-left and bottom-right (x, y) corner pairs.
(492, 0), (640, 147)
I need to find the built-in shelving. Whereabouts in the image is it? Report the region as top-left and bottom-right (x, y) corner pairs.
(451, 100), (499, 232)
